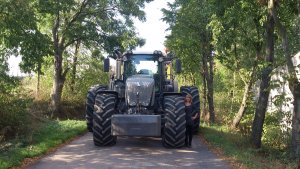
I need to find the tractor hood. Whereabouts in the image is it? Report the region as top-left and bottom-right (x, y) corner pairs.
(125, 75), (155, 107)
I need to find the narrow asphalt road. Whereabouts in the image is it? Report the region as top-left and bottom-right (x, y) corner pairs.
(27, 133), (231, 169)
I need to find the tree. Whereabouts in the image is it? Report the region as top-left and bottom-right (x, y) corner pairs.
(0, 48), (17, 94)
(70, 40), (81, 93)
(251, 0), (299, 150)
(208, 0), (265, 128)
(268, 0), (300, 160)
(1, 0), (152, 115)
(162, 0), (216, 123)
(39, 0), (151, 114)
(251, 2), (275, 147)
(0, 0), (51, 98)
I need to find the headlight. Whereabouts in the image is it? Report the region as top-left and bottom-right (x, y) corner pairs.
(158, 57), (164, 62)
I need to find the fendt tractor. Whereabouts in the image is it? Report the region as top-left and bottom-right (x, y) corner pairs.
(85, 50), (200, 148)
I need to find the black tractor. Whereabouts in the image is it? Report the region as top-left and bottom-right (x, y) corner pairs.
(85, 50), (200, 148)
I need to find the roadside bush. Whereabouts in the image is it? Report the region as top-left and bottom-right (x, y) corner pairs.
(0, 87), (33, 142)
(63, 56), (109, 101)
(262, 124), (289, 149)
(22, 56), (109, 119)
(214, 92), (237, 123)
(0, 120), (86, 169)
(262, 112), (291, 151)
(22, 67), (52, 101)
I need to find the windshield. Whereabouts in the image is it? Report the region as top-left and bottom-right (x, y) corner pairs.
(124, 54), (158, 78)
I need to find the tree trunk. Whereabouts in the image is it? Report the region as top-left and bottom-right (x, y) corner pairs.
(51, 12), (68, 116)
(51, 52), (65, 115)
(291, 0), (300, 161)
(36, 62), (41, 98)
(269, 0), (300, 159)
(232, 71), (255, 128)
(251, 4), (275, 148)
(202, 46), (215, 123)
(207, 50), (215, 123)
(70, 40), (80, 92)
(202, 40), (215, 124)
(232, 49), (258, 128)
(292, 84), (300, 160)
(231, 71), (236, 113)
(231, 40), (238, 113)
(192, 73), (196, 86)
(201, 60), (208, 121)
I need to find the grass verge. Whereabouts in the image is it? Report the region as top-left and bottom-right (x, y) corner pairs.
(201, 124), (297, 169)
(0, 120), (86, 169)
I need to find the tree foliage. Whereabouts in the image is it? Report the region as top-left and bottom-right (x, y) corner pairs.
(163, 0), (299, 159)
(0, 0), (152, 114)
(163, 0), (216, 122)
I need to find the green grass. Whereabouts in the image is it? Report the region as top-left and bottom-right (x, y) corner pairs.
(201, 124), (297, 169)
(0, 120), (86, 169)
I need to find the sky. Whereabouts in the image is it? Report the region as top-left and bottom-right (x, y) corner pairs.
(7, 0), (173, 76)
(7, 52), (23, 76)
(134, 0), (173, 52)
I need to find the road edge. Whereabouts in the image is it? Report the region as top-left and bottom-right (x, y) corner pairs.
(13, 132), (88, 169)
(198, 132), (245, 169)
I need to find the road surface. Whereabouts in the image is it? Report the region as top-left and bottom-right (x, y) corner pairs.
(27, 133), (231, 169)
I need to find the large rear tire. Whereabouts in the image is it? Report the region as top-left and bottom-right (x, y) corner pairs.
(85, 85), (107, 132)
(162, 95), (186, 148)
(93, 93), (117, 146)
(180, 86), (200, 133)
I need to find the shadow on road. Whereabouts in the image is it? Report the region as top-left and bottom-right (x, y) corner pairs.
(28, 133), (231, 169)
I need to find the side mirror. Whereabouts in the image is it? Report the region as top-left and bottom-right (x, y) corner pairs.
(104, 58), (110, 72)
(175, 59), (182, 73)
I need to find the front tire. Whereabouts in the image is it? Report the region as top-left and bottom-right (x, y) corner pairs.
(93, 93), (117, 146)
(162, 95), (186, 148)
